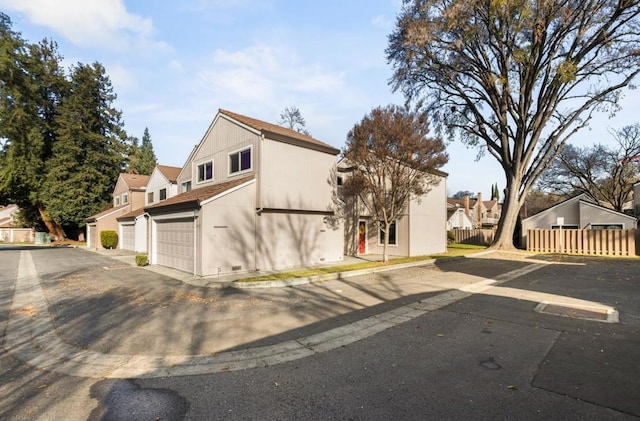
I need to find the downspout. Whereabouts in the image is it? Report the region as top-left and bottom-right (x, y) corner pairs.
(255, 133), (265, 271)
(194, 208), (199, 277)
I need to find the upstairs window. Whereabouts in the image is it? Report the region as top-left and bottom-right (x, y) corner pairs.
(122, 193), (128, 204)
(114, 197), (120, 206)
(197, 161), (213, 182)
(181, 181), (192, 193)
(229, 147), (251, 175)
(160, 188), (167, 201)
(148, 192), (154, 204)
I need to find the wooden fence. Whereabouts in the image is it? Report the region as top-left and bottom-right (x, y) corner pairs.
(526, 229), (637, 256)
(451, 228), (495, 246)
(0, 228), (34, 243)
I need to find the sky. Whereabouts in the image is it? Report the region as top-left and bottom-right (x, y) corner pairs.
(1, 0), (639, 198)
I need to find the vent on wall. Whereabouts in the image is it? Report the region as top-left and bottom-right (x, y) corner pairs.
(232, 265), (242, 271)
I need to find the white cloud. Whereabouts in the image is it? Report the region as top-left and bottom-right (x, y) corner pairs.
(0, 0), (167, 52)
(371, 14), (392, 30)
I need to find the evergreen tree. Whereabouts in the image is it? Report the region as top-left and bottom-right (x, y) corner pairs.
(0, 14), (67, 234)
(125, 136), (140, 174)
(41, 62), (127, 228)
(136, 127), (157, 175)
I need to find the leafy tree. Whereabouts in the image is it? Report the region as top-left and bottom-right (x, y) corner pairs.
(0, 14), (67, 235)
(452, 191), (475, 200)
(387, 1), (640, 249)
(279, 106), (311, 136)
(41, 62), (127, 229)
(341, 104), (448, 262)
(522, 189), (565, 218)
(538, 125), (640, 212)
(136, 127), (157, 175)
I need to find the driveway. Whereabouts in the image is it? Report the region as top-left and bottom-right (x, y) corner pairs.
(1, 245), (639, 419)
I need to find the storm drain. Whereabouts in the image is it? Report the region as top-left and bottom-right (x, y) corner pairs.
(534, 301), (619, 323)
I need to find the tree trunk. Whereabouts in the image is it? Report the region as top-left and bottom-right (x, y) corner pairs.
(37, 205), (66, 241)
(491, 180), (523, 250)
(383, 220), (390, 262)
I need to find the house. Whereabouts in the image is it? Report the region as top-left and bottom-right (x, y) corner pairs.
(144, 109), (344, 276)
(0, 204), (19, 228)
(634, 181), (640, 216)
(86, 173), (150, 249)
(446, 203), (473, 230)
(521, 193), (638, 248)
(339, 159), (448, 257)
(447, 193), (501, 229)
(116, 165), (181, 252)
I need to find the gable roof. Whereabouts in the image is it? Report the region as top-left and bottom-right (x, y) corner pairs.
(156, 165), (181, 183)
(219, 109), (340, 155)
(521, 193), (591, 222)
(145, 175), (255, 213)
(117, 207), (146, 221)
(86, 204), (129, 222)
(578, 200), (638, 223)
(119, 173), (150, 190)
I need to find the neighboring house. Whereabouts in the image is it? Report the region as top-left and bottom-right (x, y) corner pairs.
(339, 159), (448, 257)
(116, 165), (181, 252)
(447, 193), (501, 229)
(521, 193), (638, 248)
(634, 181), (640, 216)
(86, 173), (150, 249)
(446, 203), (473, 230)
(0, 204), (19, 228)
(144, 109), (344, 276)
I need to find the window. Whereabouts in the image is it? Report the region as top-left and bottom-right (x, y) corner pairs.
(181, 181), (192, 193)
(148, 192), (154, 204)
(114, 197), (120, 206)
(591, 224), (623, 230)
(337, 176), (343, 186)
(122, 193), (128, 204)
(160, 188), (167, 201)
(550, 224), (578, 229)
(197, 161), (213, 182)
(229, 147), (251, 175)
(378, 221), (397, 246)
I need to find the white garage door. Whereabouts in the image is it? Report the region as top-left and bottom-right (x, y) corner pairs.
(156, 218), (194, 273)
(121, 224), (135, 250)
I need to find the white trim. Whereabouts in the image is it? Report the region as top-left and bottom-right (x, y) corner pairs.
(196, 160), (214, 184)
(181, 180), (192, 193)
(150, 211), (197, 221)
(227, 145), (253, 176)
(93, 205), (129, 221)
(200, 179), (256, 206)
(122, 193), (129, 205)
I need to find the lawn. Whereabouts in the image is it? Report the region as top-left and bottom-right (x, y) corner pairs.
(236, 243), (487, 283)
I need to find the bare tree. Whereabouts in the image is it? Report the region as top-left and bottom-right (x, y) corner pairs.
(387, 1), (640, 249)
(341, 105), (448, 262)
(539, 125), (640, 211)
(279, 106), (311, 136)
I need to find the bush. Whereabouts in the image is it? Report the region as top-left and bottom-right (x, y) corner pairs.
(135, 254), (148, 266)
(447, 230), (456, 242)
(100, 230), (118, 249)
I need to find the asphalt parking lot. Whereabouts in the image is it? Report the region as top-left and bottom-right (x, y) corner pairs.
(1, 245), (639, 420)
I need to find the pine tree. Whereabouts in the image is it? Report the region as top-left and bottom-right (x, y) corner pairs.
(125, 136), (140, 174)
(136, 127), (157, 175)
(41, 62), (127, 228)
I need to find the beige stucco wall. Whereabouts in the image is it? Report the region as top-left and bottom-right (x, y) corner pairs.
(260, 139), (337, 211)
(362, 215), (410, 257)
(579, 202), (637, 228)
(255, 211), (344, 271)
(199, 182), (257, 276)
(408, 176), (447, 255)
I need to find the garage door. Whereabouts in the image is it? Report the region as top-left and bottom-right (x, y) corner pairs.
(121, 224), (135, 250)
(155, 218), (194, 273)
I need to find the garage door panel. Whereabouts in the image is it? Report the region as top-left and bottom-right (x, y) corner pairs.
(156, 218), (194, 273)
(121, 224), (135, 250)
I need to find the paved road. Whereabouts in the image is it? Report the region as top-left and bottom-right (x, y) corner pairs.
(1, 246), (639, 420)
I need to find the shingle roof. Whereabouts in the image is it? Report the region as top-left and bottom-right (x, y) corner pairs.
(86, 204), (129, 222)
(117, 207), (146, 221)
(145, 175), (255, 212)
(156, 165), (181, 182)
(120, 173), (150, 189)
(218, 109), (339, 155)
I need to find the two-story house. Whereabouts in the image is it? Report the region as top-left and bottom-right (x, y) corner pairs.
(116, 165), (181, 252)
(338, 159), (448, 258)
(144, 109), (344, 276)
(86, 173), (150, 249)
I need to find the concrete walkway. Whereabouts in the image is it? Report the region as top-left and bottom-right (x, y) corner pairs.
(4, 248), (620, 380)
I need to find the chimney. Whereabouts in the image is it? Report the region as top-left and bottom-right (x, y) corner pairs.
(477, 192), (483, 226)
(464, 194), (470, 217)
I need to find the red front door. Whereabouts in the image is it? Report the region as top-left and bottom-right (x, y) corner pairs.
(358, 221), (366, 254)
